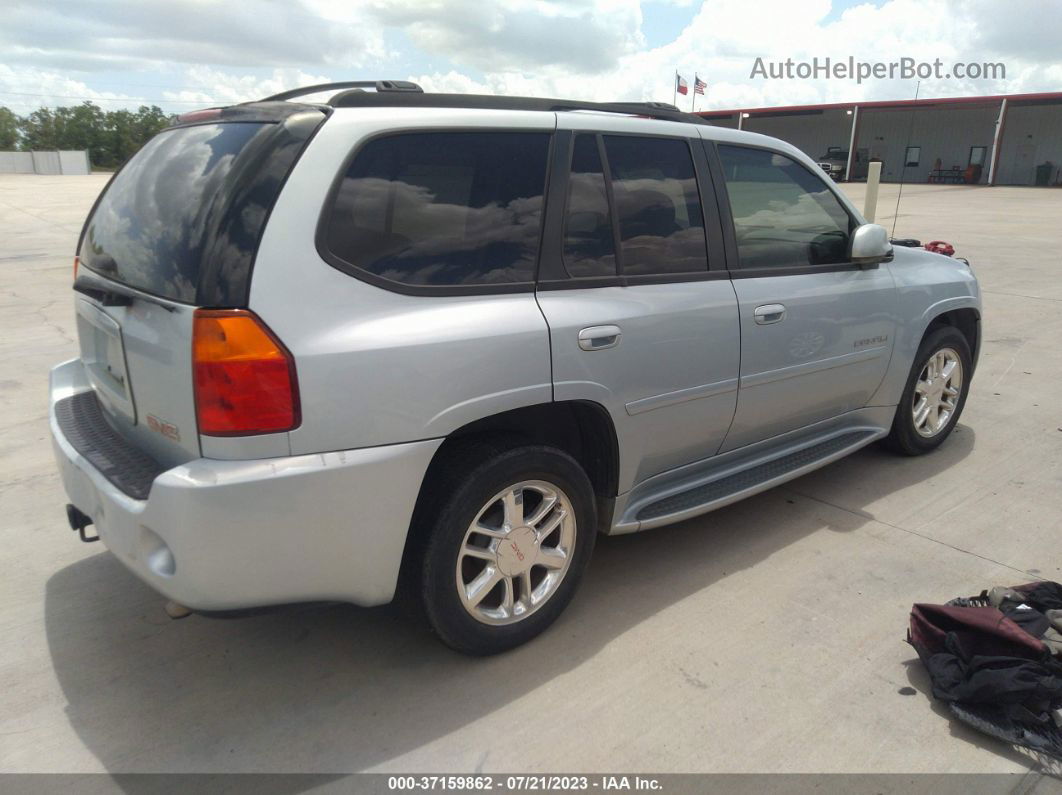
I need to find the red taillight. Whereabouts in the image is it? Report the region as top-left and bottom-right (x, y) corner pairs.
(192, 309), (300, 436)
(73, 255), (79, 280)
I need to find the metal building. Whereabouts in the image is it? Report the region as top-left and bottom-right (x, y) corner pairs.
(699, 92), (1062, 186)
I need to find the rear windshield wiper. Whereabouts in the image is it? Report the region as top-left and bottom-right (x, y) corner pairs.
(73, 274), (177, 312)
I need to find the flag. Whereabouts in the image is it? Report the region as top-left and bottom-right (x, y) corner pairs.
(676, 74), (688, 96)
(694, 75), (707, 95)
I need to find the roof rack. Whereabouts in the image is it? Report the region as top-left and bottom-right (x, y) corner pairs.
(258, 81), (708, 125)
(324, 91), (710, 125)
(262, 80), (423, 102)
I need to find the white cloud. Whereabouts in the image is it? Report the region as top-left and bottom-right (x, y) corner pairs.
(0, 0), (385, 72)
(0, 65), (149, 114)
(161, 67), (335, 106)
(368, 0), (645, 73)
(1, 0), (1059, 115)
(406, 0), (1055, 109)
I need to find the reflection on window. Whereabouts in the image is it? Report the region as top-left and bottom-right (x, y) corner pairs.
(718, 145), (852, 269)
(81, 123), (270, 303)
(603, 136), (708, 276)
(562, 135), (616, 278)
(326, 132), (550, 287)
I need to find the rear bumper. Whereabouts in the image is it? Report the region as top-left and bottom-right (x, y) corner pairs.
(50, 359), (442, 610)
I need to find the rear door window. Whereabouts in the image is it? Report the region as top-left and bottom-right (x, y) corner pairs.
(562, 134), (617, 278)
(323, 132), (551, 288)
(717, 145), (853, 269)
(80, 122), (279, 304)
(602, 135), (708, 276)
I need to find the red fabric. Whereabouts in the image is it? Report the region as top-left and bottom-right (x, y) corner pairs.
(910, 603), (1046, 660)
(924, 240), (955, 256)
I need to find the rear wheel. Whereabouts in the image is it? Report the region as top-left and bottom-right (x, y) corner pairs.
(883, 326), (972, 455)
(416, 442), (596, 655)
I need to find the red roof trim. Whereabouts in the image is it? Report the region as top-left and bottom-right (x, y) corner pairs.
(696, 91), (1062, 118)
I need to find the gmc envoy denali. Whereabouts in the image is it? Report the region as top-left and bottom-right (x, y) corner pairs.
(51, 81), (980, 654)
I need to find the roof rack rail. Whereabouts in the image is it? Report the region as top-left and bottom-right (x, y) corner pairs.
(325, 91), (710, 124)
(262, 80), (423, 102)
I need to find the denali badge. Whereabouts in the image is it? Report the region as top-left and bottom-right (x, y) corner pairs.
(146, 414), (180, 442)
(854, 335), (889, 348)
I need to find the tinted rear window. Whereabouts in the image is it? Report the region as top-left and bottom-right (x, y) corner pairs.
(603, 135), (708, 276)
(80, 122), (278, 303)
(562, 134), (617, 279)
(323, 132), (551, 288)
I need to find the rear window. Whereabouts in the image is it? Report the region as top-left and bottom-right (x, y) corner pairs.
(562, 134), (617, 279)
(323, 132), (551, 288)
(603, 135), (708, 276)
(80, 122), (290, 304)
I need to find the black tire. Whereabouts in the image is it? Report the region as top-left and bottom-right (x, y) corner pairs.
(413, 439), (596, 655)
(882, 325), (972, 456)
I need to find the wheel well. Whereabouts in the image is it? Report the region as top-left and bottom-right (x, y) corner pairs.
(439, 401), (619, 501)
(396, 402), (620, 591)
(926, 308), (980, 368)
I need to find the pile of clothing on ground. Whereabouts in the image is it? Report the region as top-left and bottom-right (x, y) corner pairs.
(909, 581), (1062, 759)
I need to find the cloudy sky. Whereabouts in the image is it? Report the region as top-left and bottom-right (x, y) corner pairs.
(1, 0), (1059, 116)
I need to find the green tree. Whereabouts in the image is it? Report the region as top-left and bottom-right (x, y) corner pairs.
(53, 102), (108, 164)
(14, 101), (175, 167)
(18, 107), (58, 151)
(0, 107), (19, 150)
(104, 108), (137, 167)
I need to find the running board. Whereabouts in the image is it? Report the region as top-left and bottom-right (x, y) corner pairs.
(615, 428), (884, 533)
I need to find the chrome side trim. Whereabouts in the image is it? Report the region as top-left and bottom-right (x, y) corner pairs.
(625, 377), (739, 416)
(740, 345), (887, 389)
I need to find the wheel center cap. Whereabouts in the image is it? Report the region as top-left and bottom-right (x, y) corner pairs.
(496, 526), (537, 577)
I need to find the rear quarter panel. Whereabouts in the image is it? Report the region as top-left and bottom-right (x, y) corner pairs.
(248, 107), (556, 455)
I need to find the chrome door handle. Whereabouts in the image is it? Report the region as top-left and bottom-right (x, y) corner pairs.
(578, 325), (622, 351)
(753, 304), (786, 325)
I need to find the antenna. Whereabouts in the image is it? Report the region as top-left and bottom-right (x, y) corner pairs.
(891, 80), (920, 238)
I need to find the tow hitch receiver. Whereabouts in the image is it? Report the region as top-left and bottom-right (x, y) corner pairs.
(66, 504), (99, 543)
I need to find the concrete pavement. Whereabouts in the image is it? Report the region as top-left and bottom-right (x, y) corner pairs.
(1, 175), (1061, 777)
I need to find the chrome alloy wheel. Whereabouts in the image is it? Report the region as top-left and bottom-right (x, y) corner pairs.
(912, 347), (964, 438)
(456, 480), (576, 626)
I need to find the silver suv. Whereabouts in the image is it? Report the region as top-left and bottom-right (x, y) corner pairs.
(51, 82), (981, 654)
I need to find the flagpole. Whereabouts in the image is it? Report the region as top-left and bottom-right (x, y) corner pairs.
(673, 71), (677, 107)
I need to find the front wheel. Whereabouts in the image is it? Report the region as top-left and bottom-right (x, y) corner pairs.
(415, 442), (596, 655)
(883, 326), (972, 455)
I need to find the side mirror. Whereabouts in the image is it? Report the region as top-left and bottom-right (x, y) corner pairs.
(850, 223), (893, 267)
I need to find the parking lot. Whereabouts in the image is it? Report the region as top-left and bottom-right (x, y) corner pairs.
(2, 174), (1061, 776)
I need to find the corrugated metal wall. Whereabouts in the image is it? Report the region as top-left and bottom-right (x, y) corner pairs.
(855, 103), (998, 184)
(0, 150), (91, 175)
(0, 152), (35, 173)
(741, 108), (853, 165)
(31, 151), (62, 175)
(702, 98), (1062, 186)
(995, 102), (1062, 186)
(705, 115), (739, 130)
(57, 150), (91, 175)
